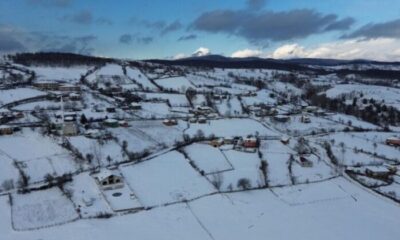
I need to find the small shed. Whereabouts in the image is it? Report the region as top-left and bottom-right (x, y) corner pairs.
(273, 115), (290, 123)
(130, 102), (142, 110)
(163, 119), (178, 126)
(104, 118), (119, 128)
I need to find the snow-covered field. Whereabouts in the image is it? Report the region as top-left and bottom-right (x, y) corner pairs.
(325, 84), (400, 110)
(65, 172), (112, 218)
(12, 188), (79, 230)
(316, 132), (400, 163)
(0, 88), (46, 106)
(267, 115), (348, 136)
(216, 150), (264, 191)
(155, 76), (195, 92)
(126, 67), (158, 90)
(259, 140), (294, 186)
(184, 143), (233, 174)
(0, 129), (76, 182)
(185, 118), (278, 138)
(29, 66), (88, 83)
(120, 151), (215, 206)
(1, 177), (400, 239)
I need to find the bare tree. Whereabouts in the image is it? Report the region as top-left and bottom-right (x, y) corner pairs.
(237, 178), (251, 190)
(91, 142), (102, 170)
(210, 171), (224, 191)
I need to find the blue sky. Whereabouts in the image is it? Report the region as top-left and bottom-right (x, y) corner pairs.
(1, 0), (400, 60)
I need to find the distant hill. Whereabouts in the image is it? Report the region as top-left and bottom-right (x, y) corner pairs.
(6, 52), (400, 79)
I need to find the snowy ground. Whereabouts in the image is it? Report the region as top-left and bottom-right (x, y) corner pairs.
(155, 76), (196, 92)
(325, 84), (400, 110)
(11, 188), (79, 230)
(0, 88), (47, 106)
(184, 143), (233, 174)
(120, 151), (215, 206)
(65, 172), (113, 218)
(29, 66), (88, 83)
(185, 118), (278, 138)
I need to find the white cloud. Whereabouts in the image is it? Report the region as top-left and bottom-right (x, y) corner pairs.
(231, 49), (262, 58)
(268, 38), (400, 61)
(269, 44), (306, 59)
(192, 47), (210, 57)
(173, 53), (186, 59)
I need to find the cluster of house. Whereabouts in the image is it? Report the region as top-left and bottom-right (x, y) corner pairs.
(0, 110), (24, 125)
(209, 136), (258, 150)
(187, 106), (217, 124)
(0, 110), (24, 135)
(249, 104), (278, 117)
(33, 81), (81, 92)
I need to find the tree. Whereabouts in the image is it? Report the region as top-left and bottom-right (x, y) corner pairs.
(294, 137), (310, 155)
(210, 172), (224, 191)
(122, 140), (128, 152)
(259, 160), (268, 187)
(80, 114), (88, 125)
(106, 155), (112, 166)
(17, 173), (30, 190)
(1, 179), (14, 191)
(91, 142), (102, 170)
(195, 129), (205, 140)
(185, 88), (197, 103)
(86, 153), (93, 164)
(237, 178), (251, 190)
(338, 142), (346, 174)
(44, 173), (55, 186)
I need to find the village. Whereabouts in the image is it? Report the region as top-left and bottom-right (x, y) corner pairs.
(0, 54), (400, 239)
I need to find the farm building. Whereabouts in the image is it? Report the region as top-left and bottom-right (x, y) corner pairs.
(301, 115), (311, 123)
(59, 84), (81, 92)
(0, 125), (13, 135)
(68, 93), (81, 100)
(63, 122), (78, 136)
(33, 81), (62, 91)
(104, 119), (119, 128)
(198, 117), (207, 124)
(162, 119), (177, 126)
(273, 115), (290, 123)
(386, 137), (400, 147)
(242, 137), (258, 148)
(119, 121), (129, 127)
(280, 136), (290, 145)
(298, 156), (313, 168)
(130, 102), (142, 110)
(209, 138), (224, 147)
(95, 170), (124, 190)
(365, 166), (396, 179)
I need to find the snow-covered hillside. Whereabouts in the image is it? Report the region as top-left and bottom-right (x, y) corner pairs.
(0, 57), (400, 240)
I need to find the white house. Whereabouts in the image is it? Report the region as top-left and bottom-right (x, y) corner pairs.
(96, 170), (124, 190)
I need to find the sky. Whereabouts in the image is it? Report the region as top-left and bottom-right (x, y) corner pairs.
(1, 0), (400, 60)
